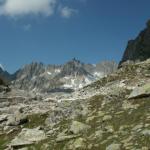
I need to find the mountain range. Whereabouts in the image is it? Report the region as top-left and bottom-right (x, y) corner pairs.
(2, 58), (117, 93)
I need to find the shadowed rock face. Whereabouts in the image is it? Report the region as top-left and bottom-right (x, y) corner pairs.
(0, 67), (12, 83)
(0, 76), (6, 86)
(0, 75), (11, 92)
(119, 20), (150, 67)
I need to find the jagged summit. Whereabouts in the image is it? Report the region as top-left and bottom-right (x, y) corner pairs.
(119, 19), (150, 66)
(11, 59), (117, 93)
(15, 62), (45, 79)
(58, 58), (89, 77)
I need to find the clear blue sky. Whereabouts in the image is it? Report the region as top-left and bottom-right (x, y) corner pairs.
(0, 0), (150, 73)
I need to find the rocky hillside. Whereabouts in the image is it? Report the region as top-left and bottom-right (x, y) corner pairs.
(119, 20), (150, 66)
(0, 58), (149, 150)
(12, 59), (117, 93)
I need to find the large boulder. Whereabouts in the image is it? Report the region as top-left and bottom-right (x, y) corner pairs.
(69, 121), (91, 135)
(9, 128), (47, 148)
(102, 115), (112, 121)
(128, 83), (150, 99)
(7, 112), (28, 126)
(141, 129), (150, 136)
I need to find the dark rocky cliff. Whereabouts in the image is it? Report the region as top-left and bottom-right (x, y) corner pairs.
(119, 20), (150, 66)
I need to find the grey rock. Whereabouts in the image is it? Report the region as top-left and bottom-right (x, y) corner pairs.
(70, 121), (91, 134)
(56, 135), (79, 142)
(128, 83), (150, 99)
(141, 129), (150, 136)
(0, 114), (7, 123)
(7, 112), (28, 126)
(66, 138), (87, 150)
(9, 128), (47, 148)
(94, 130), (104, 140)
(106, 143), (121, 150)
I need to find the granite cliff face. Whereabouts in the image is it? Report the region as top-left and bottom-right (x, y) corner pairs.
(119, 20), (150, 66)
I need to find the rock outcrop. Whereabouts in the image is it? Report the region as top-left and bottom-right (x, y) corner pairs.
(119, 20), (150, 66)
(128, 82), (150, 99)
(9, 128), (47, 149)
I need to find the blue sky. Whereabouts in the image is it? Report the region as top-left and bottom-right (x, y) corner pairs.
(0, 0), (150, 73)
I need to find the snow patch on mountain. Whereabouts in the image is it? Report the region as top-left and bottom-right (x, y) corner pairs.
(12, 59), (118, 93)
(63, 84), (73, 88)
(71, 79), (75, 85)
(0, 64), (4, 71)
(55, 69), (61, 73)
(47, 72), (52, 75)
(94, 72), (104, 77)
(64, 76), (71, 80)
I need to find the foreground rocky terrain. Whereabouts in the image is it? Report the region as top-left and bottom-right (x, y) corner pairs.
(0, 58), (150, 150)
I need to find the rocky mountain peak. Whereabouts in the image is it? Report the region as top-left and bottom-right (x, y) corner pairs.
(66, 58), (83, 67)
(15, 62), (45, 78)
(10, 59), (117, 93)
(59, 58), (89, 77)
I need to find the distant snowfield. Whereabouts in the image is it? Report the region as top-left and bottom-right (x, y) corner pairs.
(62, 75), (96, 90)
(55, 69), (61, 73)
(94, 72), (104, 77)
